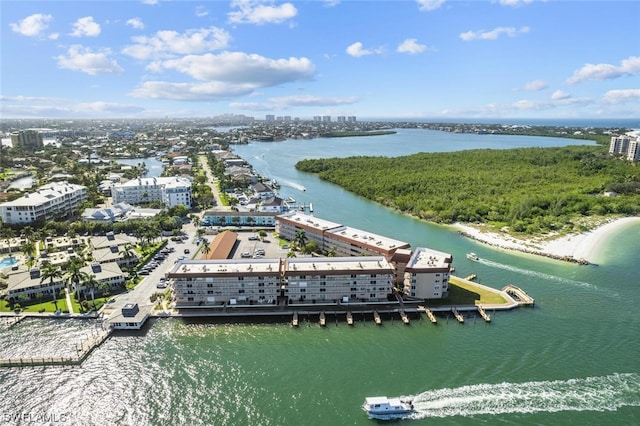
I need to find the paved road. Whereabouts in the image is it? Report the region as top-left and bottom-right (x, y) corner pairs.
(103, 220), (201, 316)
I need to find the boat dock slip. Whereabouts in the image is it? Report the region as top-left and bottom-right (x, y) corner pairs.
(373, 311), (382, 325)
(346, 311), (354, 326)
(292, 312), (299, 327)
(503, 284), (535, 307)
(418, 306), (438, 324)
(319, 312), (326, 327)
(452, 308), (465, 323)
(477, 306), (491, 322)
(400, 310), (410, 325)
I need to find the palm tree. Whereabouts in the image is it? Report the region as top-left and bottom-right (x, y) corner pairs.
(293, 230), (308, 251)
(40, 263), (63, 311)
(201, 241), (211, 258)
(65, 258), (88, 296)
(191, 215), (201, 228)
(83, 274), (100, 309)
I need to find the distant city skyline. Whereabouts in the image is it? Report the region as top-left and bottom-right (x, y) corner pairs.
(1, 0), (639, 120)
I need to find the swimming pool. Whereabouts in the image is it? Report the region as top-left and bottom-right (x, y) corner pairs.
(0, 256), (19, 269)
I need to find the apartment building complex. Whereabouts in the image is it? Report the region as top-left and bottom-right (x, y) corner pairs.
(0, 181), (87, 224)
(111, 176), (192, 208)
(10, 130), (44, 149)
(403, 247), (453, 299)
(609, 134), (640, 162)
(169, 256), (395, 307)
(276, 212), (411, 259)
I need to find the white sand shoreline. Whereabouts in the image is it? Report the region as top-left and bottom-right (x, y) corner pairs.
(453, 216), (640, 264)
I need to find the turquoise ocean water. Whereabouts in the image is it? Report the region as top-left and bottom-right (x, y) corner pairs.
(1, 128), (639, 425)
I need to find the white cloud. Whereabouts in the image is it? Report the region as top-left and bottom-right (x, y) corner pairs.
(0, 96), (144, 118)
(498, 0), (535, 6)
(397, 38), (428, 54)
(150, 52), (315, 85)
(142, 0), (159, 4)
(56, 45), (124, 75)
(551, 90), (571, 100)
(123, 27), (231, 60)
(417, 0), (446, 11)
(70, 16), (101, 37)
(49, 33), (60, 40)
(323, 0), (341, 7)
(230, 94), (358, 111)
(9, 13), (53, 37)
(130, 81), (257, 100)
(520, 79), (548, 91)
(133, 52), (316, 101)
(602, 89), (640, 104)
(566, 56), (640, 84)
(460, 26), (530, 41)
(195, 6), (209, 17)
(228, 1), (297, 25)
(271, 94), (358, 107)
(126, 18), (145, 30)
(346, 42), (384, 57)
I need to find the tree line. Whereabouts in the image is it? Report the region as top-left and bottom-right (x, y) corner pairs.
(295, 145), (640, 235)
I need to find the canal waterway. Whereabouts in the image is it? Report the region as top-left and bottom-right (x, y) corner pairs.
(1, 129), (639, 425)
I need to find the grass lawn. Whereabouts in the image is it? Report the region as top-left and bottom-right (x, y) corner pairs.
(425, 276), (507, 307)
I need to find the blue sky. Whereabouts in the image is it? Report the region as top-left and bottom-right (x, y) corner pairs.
(1, 0), (639, 120)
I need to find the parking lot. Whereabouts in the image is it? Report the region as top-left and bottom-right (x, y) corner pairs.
(231, 232), (290, 260)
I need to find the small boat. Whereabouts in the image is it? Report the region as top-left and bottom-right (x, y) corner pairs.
(346, 311), (354, 326)
(466, 252), (479, 261)
(319, 312), (326, 327)
(362, 396), (415, 418)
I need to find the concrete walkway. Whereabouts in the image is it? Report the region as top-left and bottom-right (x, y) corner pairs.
(64, 288), (75, 314)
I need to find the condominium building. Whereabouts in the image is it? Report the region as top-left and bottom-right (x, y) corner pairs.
(169, 256), (395, 307)
(111, 176), (192, 208)
(0, 181), (87, 224)
(403, 247), (452, 299)
(276, 212), (411, 259)
(628, 139), (640, 162)
(609, 135), (631, 155)
(10, 130), (44, 149)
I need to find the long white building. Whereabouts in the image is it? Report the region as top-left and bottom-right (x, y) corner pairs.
(111, 176), (192, 208)
(169, 256), (395, 307)
(276, 212), (411, 259)
(0, 181), (87, 224)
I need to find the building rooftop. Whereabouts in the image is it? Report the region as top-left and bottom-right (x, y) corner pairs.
(406, 247), (453, 270)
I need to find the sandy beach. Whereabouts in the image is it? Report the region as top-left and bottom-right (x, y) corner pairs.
(453, 216), (640, 264)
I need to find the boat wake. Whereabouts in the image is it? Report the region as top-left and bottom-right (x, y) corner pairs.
(279, 179), (306, 192)
(404, 373), (640, 420)
(476, 258), (595, 289)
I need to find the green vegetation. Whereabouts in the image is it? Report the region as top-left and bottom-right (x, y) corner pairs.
(296, 145), (640, 235)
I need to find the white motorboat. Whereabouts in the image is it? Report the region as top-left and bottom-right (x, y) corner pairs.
(466, 252), (479, 261)
(362, 396), (414, 418)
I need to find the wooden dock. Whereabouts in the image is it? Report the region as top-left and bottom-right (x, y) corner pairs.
(418, 306), (438, 324)
(399, 310), (410, 325)
(477, 306), (491, 322)
(4, 315), (27, 328)
(0, 327), (112, 368)
(373, 311), (382, 325)
(346, 311), (354, 326)
(319, 312), (326, 327)
(452, 308), (465, 323)
(503, 284), (535, 307)
(292, 312), (299, 327)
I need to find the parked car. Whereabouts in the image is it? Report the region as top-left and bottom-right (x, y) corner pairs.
(241, 252), (251, 258)
(184, 248), (190, 254)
